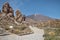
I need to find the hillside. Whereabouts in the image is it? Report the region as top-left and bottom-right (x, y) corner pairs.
(27, 14), (54, 22)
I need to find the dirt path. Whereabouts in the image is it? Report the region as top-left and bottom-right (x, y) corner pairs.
(0, 26), (44, 40)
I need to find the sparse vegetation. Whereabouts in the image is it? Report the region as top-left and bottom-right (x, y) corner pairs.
(44, 28), (60, 40)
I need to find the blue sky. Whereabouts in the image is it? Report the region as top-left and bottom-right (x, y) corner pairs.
(0, 0), (60, 19)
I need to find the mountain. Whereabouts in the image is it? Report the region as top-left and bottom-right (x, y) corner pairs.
(27, 14), (54, 22)
(25, 17), (37, 25)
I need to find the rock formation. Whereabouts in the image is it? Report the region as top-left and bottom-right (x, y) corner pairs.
(0, 2), (33, 36)
(0, 10), (1, 17)
(0, 2), (26, 23)
(2, 2), (14, 17)
(2, 2), (10, 14)
(15, 10), (25, 23)
(0, 2), (27, 25)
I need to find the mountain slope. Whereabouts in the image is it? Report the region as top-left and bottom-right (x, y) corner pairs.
(27, 14), (54, 22)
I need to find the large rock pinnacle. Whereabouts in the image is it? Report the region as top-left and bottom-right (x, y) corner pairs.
(15, 10), (25, 23)
(2, 2), (14, 17)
